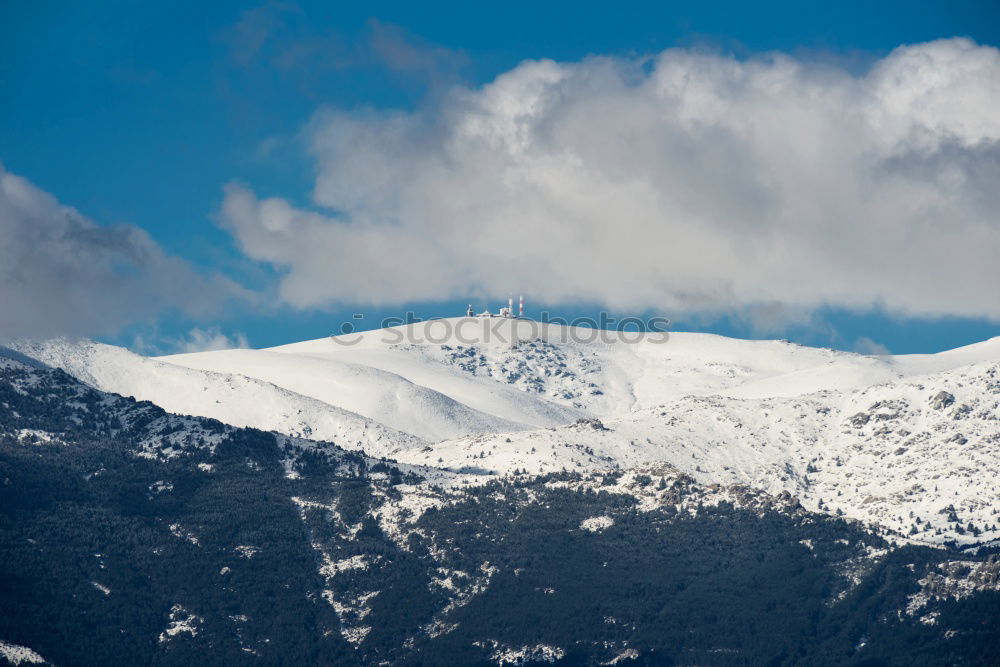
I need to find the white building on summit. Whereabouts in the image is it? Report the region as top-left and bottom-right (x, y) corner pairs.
(470, 295), (524, 318)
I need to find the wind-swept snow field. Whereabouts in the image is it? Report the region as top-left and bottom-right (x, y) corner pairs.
(16, 318), (1000, 547)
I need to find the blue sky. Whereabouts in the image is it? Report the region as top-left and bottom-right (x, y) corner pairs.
(1, 1), (999, 354)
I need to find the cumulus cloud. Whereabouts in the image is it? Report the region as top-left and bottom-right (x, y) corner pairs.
(172, 327), (250, 353)
(853, 336), (892, 356)
(128, 327), (250, 356)
(220, 38), (1000, 319)
(0, 166), (242, 338)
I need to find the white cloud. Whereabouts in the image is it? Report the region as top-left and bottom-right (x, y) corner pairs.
(853, 336), (892, 356)
(129, 327), (249, 356)
(220, 38), (1000, 319)
(0, 165), (243, 338)
(174, 327), (250, 353)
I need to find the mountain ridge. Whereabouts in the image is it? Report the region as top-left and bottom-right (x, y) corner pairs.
(3, 346), (1000, 665)
(10, 323), (1000, 549)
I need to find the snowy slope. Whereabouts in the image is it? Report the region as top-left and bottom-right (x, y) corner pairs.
(11, 339), (424, 457)
(12, 319), (1000, 546)
(263, 320), (904, 417)
(155, 348), (562, 441)
(394, 356), (1000, 547)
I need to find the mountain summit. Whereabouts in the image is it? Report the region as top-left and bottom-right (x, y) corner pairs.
(4, 326), (1000, 665)
(13, 324), (1000, 547)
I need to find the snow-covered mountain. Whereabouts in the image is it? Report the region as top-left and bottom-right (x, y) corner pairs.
(12, 318), (1000, 547)
(9, 339), (426, 457)
(3, 338), (1000, 666)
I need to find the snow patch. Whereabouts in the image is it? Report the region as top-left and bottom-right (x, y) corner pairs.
(483, 641), (566, 665)
(603, 649), (640, 665)
(580, 516), (614, 532)
(319, 554), (369, 579)
(168, 523), (200, 547)
(234, 545), (259, 559)
(158, 604), (202, 643)
(0, 640), (45, 665)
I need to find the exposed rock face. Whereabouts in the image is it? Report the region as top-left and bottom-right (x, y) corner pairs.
(906, 556), (1000, 616)
(930, 391), (956, 410)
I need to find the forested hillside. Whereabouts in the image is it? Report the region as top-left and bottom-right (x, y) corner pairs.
(2, 356), (999, 666)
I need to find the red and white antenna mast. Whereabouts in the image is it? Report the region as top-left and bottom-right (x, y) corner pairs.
(519, 294), (524, 318)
